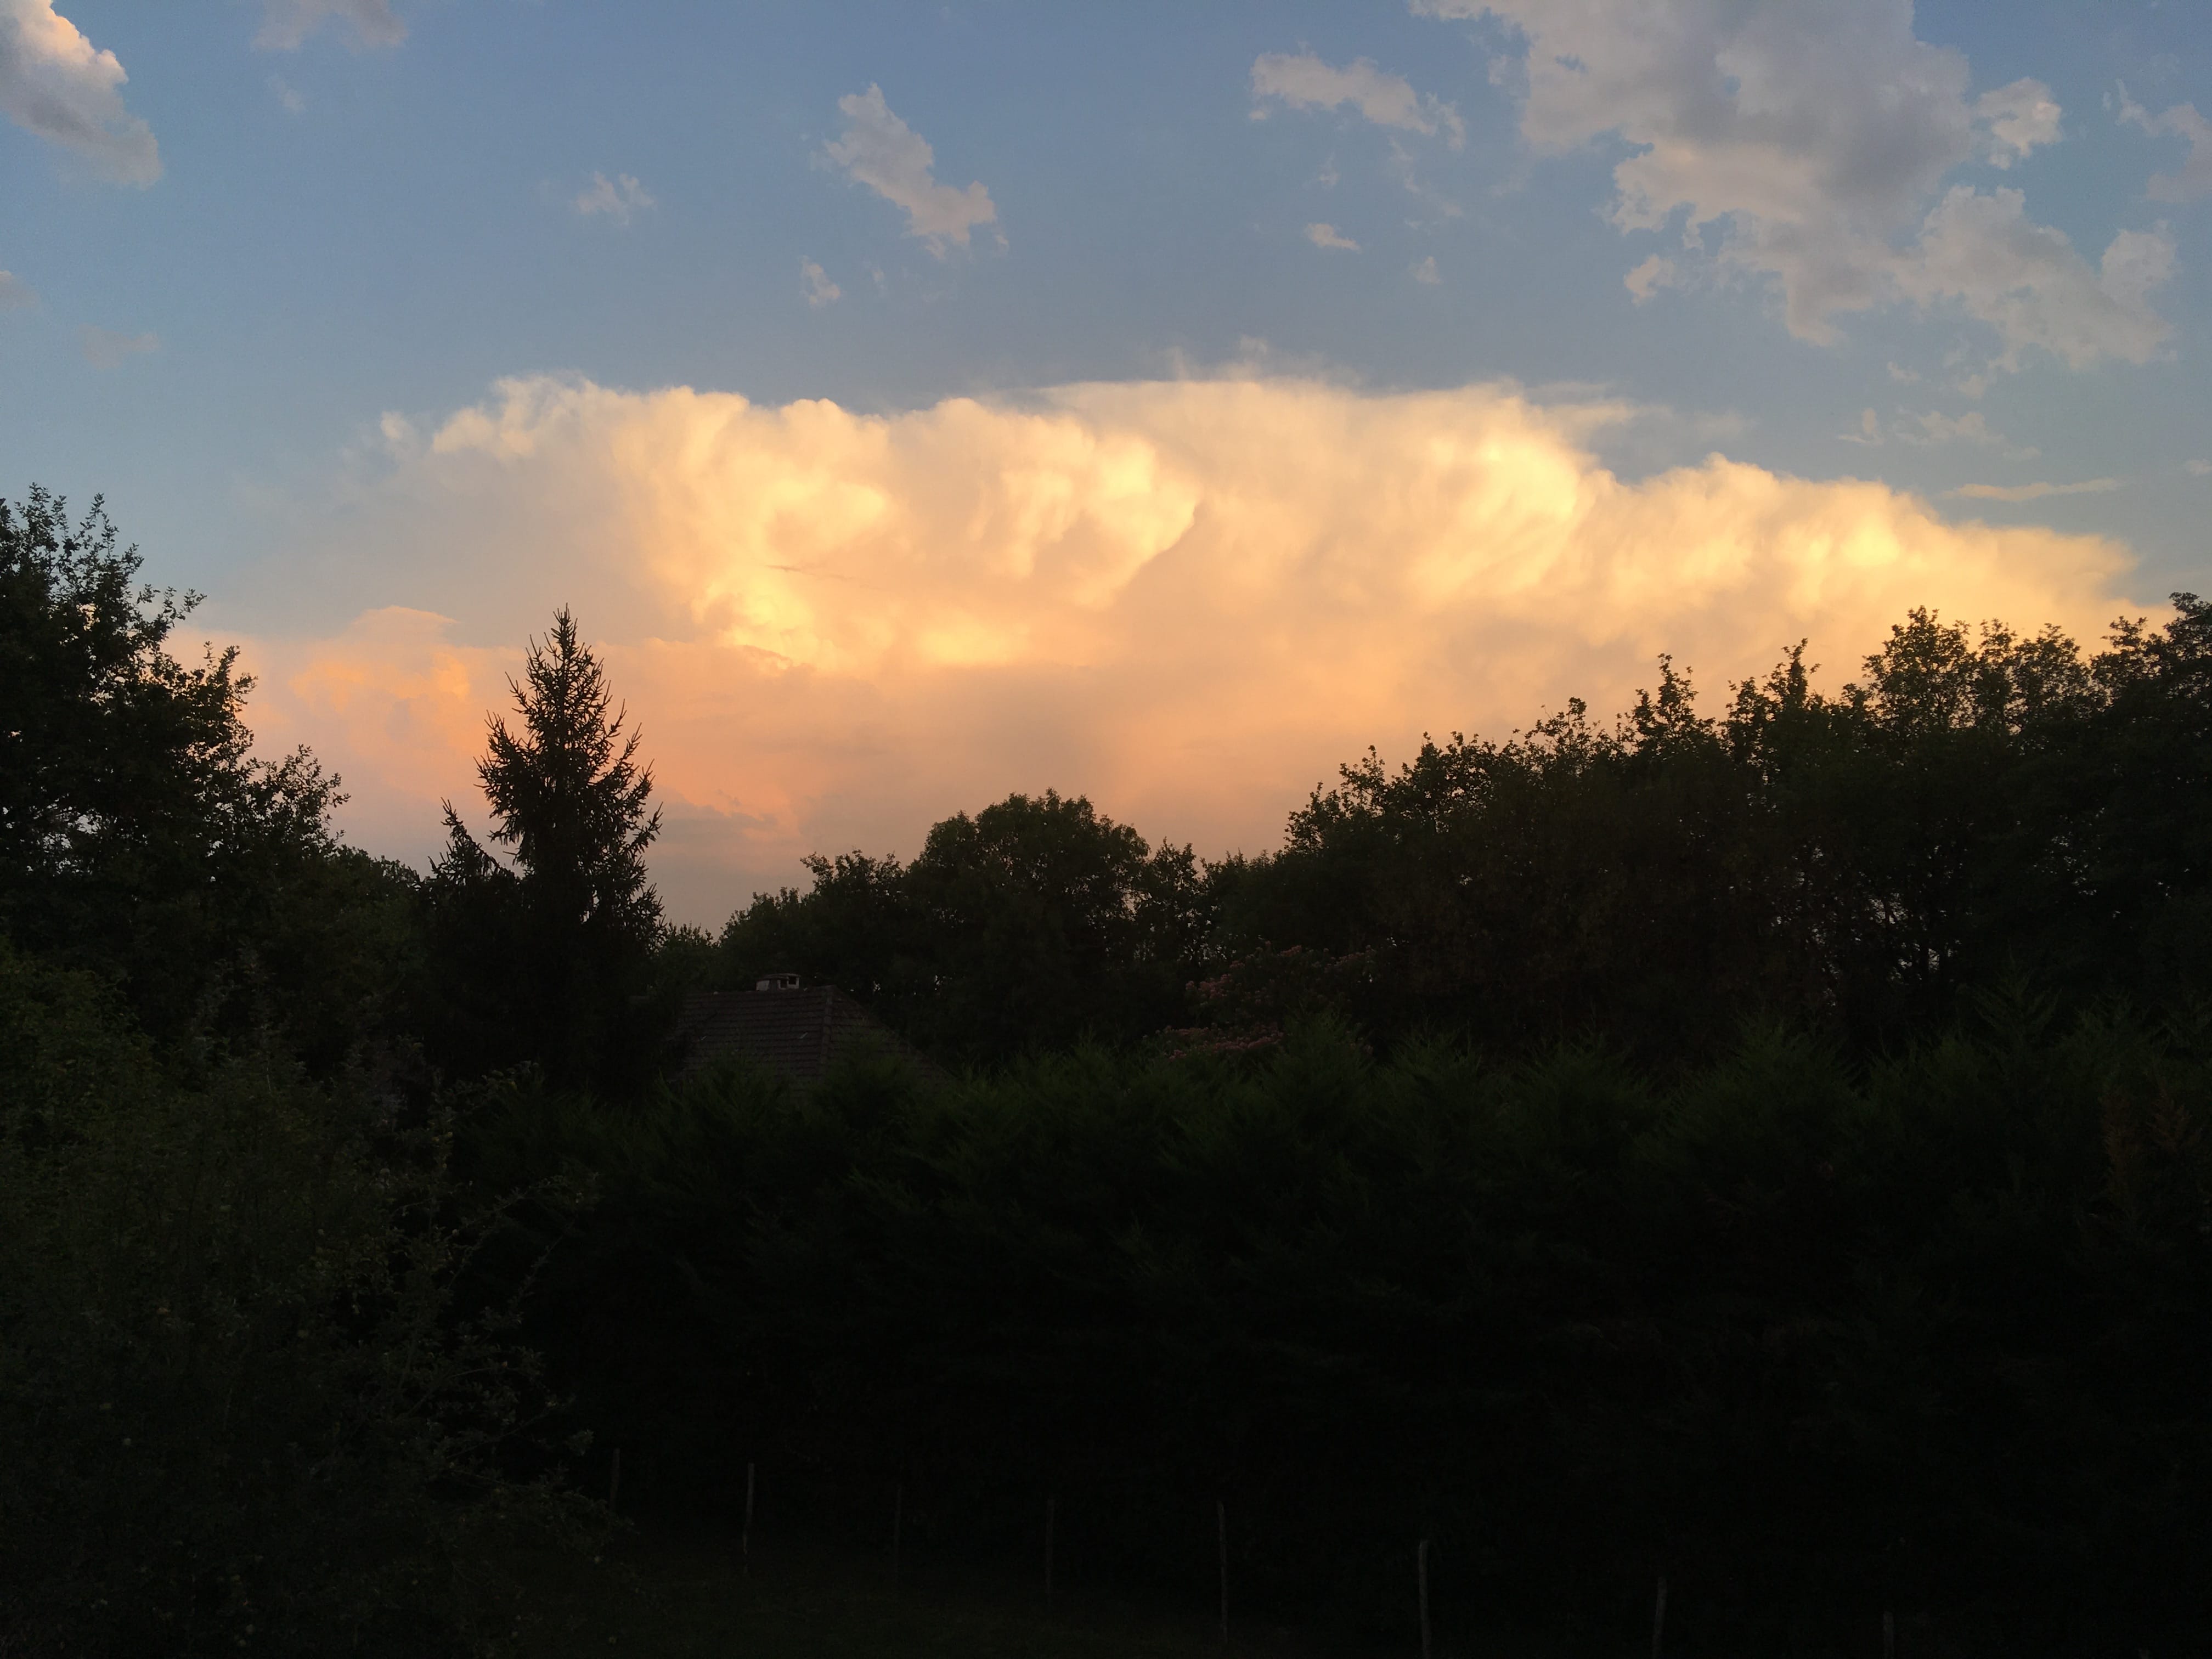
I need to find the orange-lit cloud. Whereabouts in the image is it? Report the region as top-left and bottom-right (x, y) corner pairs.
(242, 375), (2143, 923)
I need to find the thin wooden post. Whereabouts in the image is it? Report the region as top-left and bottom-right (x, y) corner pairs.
(742, 1462), (755, 1579)
(607, 1448), (622, 1510)
(1045, 1496), (1057, 1609)
(1651, 1574), (1668, 1659)
(1418, 1538), (1431, 1659)
(1217, 1500), (1229, 1646)
(892, 1484), (904, 1588)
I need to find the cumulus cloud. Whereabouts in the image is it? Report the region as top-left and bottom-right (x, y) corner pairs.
(237, 374), (2141, 923)
(1251, 50), (1465, 149)
(0, 268), (34, 308)
(2117, 87), (2212, 203)
(800, 258), (841, 308)
(1951, 478), (2123, 502)
(573, 172), (654, 224)
(256, 0), (405, 51)
(1410, 255), (1441, 284)
(1305, 222), (1359, 251)
(822, 84), (998, 255)
(1426, 1), (2166, 369)
(0, 0), (159, 185)
(80, 324), (156, 368)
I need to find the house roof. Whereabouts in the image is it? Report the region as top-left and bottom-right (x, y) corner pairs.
(674, 984), (938, 1087)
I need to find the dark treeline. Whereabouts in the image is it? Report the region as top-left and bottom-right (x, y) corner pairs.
(5, 486), (2211, 1654)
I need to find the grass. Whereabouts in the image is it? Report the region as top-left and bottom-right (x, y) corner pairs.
(506, 1522), (1403, 1659)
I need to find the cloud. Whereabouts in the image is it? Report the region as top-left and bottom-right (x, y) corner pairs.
(800, 258), (841, 308)
(2117, 86), (2212, 202)
(1432, 1), (2165, 369)
(80, 324), (156, 368)
(1975, 79), (2062, 168)
(0, 0), (160, 184)
(1304, 222), (1359, 251)
(1950, 478), (2122, 502)
(573, 172), (654, 224)
(0, 268), (34, 308)
(270, 75), (305, 114)
(1892, 410), (1998, 447)
(1251, 50), (1465, 149)
(238, 373), (2141, 924)
(256, 0), (405, 51)
(2188, 459), (2211, 478)
(822, 84), (998, 255)
(1624, 255), (1679, 302)
(1410, 255), (1441, 284)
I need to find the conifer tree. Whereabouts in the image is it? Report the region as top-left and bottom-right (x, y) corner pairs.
(430, 608), (662, 1085)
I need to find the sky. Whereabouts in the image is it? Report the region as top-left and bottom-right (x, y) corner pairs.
(4, 0), (2209, 923)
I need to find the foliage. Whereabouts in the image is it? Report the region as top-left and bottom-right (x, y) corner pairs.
(426, 608), (664, 1090)
(500, 1012), (2212, 1651)
(721, 790), (1207, 1065)
(0, 943), (595, 1656)
(0, 488), (411, 1058)
(1217, 602), (2212, 1061)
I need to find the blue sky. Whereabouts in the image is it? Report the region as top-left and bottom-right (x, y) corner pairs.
(4, 1), (2209, 918)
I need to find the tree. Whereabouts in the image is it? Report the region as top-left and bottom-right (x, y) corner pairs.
(720, 790), (1210, 1065)
(427, 608), (663, 1086)
(0, 487), (409, 1056)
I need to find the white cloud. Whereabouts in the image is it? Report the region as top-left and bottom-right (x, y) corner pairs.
(573, 172), (655, 224)
(822, 84), (998, 255)
(2117, 86), (2212, 202)
(1951, 478), (2122, 502)
(800, 258), (841, 308)
(1431, 1), (2166, 370)
(1624, 254), (1679, 302)
(1887, 362), (1921, 383)
(0, 0), (159, 185)
(1305, 222), (1359, 251)
(256, 0), (405, 51)
(244, 374), (2140, 923)
(270, 75), (305, 114)
(1410, 255), (1441, 284)
(80, 324), (156, 368)
(1975, 79), (2062, 168)
(0, 268), (34, 308)
(2188, 459), (2212, 478)
(1251, 50), (1465, 149)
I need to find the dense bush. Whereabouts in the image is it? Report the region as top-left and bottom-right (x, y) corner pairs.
(487, 1009), (2212, 1651)
(0, 950), (590, 1655)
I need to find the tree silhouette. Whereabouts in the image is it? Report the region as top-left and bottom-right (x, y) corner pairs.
(429, 608), (663, 1086)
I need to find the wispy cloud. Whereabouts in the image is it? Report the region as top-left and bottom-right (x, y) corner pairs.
(80, 324), (157, 369)
(822, 84), (998, 255)
(0, 1), (160, 184)
(1251, 51), (1464, 149)
(1304, 222), (1359, 251)
(800, 258), (841, 308)
(1951, 478), (2122, 502)
(269, 75), (306, 114)
(2116, 84), (2212, 202)
(1410, 256), (1441, 285)
(256, 0), (405, 51)
(0, 269), (35, 309)
(573, 172), (654, 224)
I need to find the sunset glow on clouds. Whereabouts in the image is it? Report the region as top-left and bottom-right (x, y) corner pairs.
(246, 375), (2140, 922)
